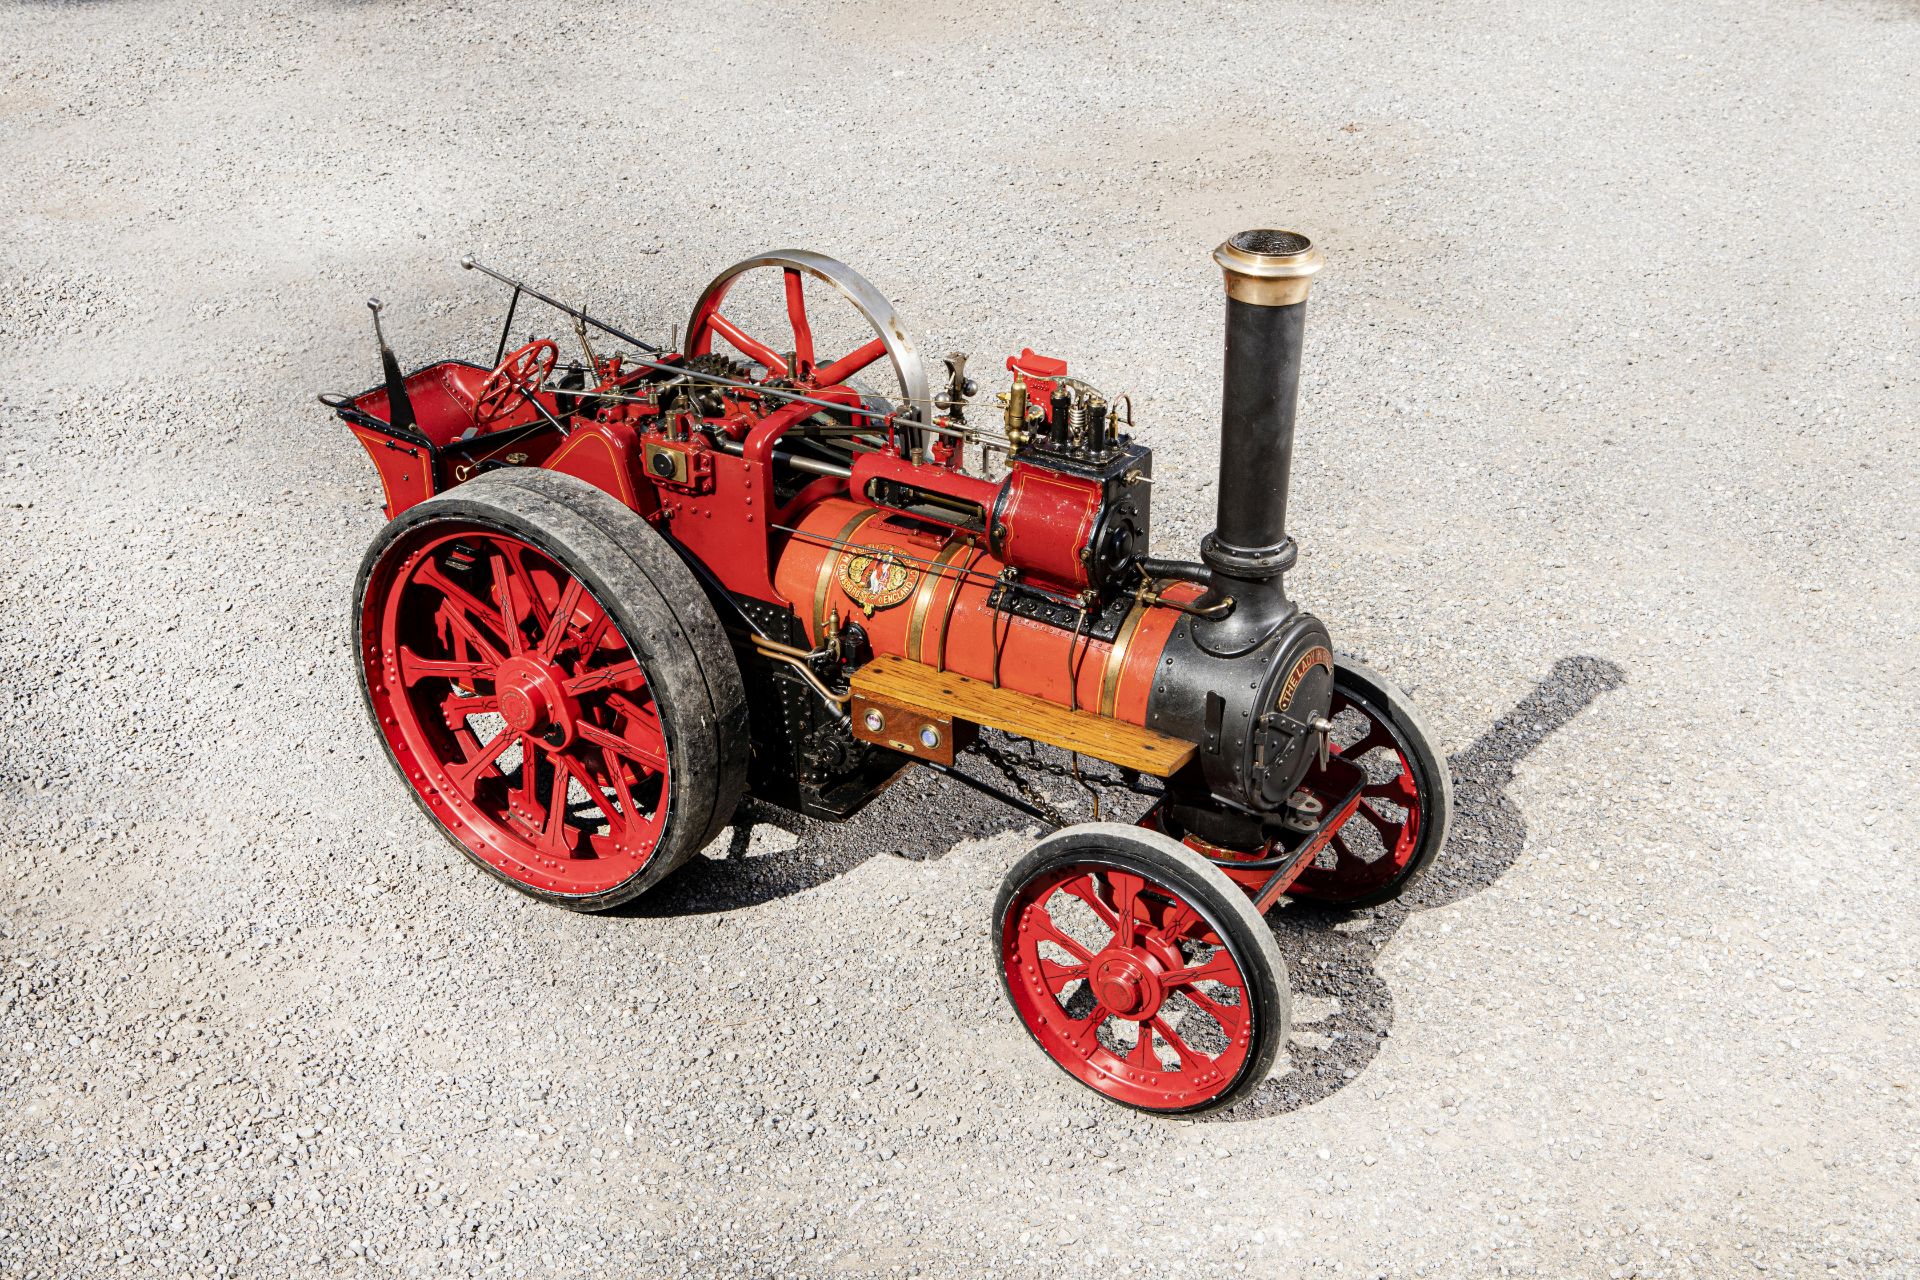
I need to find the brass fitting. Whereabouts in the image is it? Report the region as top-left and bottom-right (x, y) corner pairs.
(1214, 229), (1324, 308)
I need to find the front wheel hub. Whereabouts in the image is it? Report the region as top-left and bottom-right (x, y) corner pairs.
(1089, 950), (1164, 1020)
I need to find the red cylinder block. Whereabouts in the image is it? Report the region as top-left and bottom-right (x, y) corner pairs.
(989, 462), (1105, 593)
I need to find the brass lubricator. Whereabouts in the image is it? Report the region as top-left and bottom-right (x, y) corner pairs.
(1001, 374), (1032, 451)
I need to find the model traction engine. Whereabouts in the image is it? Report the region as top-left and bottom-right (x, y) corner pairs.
(324, 230), (1452, 1114)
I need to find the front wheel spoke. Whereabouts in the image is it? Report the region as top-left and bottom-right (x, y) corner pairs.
(1105, 871), (1144, 948)
(1059, 877), (1121, 934)
(1149, 1016), (1211, 1070)
(576, 718), (667, 775)
(1182, 986), (1247, 1038)
(1024, 914), (1095, 965)
(1166, 952), (1242, 991)
(1035, 957), (1087, 993)
(1128, 1024), (1159, 1070)
(1355, 800), (1403, 842)
(1361, 771), (1416, 801)
(1157, 900), (1206, 945)
(1341, 725), (1393, 760)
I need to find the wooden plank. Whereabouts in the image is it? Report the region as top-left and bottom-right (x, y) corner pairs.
(849, 654), (1198, 777)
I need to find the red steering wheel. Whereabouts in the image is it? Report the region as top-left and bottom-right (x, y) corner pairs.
(474, 339), (559, 427)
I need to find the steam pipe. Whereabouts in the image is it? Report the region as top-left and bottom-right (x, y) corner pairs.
(1192, 229), (1324, 657)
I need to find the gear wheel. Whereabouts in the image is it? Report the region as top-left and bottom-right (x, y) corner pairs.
(683, 352), (752, 381)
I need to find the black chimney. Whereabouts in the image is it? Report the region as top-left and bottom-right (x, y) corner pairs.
(1193, 229), (1323, 657)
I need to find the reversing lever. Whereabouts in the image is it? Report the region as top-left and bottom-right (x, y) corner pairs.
(367, 298), (417, 434)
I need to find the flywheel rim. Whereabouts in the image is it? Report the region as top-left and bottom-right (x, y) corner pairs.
(685, 249), (934, 452)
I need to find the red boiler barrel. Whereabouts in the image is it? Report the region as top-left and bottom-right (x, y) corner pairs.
(771, 497), (1197, 725)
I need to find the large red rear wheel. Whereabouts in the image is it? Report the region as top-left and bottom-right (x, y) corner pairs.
(354, 470), (747, 910)
(996, 824), (1288, 1114)
(1285, 658), (1452, 908)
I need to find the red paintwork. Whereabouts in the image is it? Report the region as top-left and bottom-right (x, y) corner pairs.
(771, 498), (1201, 722)
(999, 863), (1257, 1110)
(358, 527), (671, 896)
(343, 321), (1203, 731)
(475, 340), (558, 426)
(1007, 348), (1068, 420)
(1285, 687), (1427, 901)
(992, 461), (1104, 592)
(851, 451), (1000, 535)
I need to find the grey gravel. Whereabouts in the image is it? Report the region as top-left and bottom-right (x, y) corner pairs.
(2, 1), (1917, 1278)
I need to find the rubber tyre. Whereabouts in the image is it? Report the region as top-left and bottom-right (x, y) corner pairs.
(353, 469), (749, 911)
(994, 823), (1289, 1115)
(1288, 656), (1452, 909)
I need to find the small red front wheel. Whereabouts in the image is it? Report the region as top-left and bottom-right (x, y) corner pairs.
(1286, 657), (1452, 909)
(995, 824), (1289, 1114)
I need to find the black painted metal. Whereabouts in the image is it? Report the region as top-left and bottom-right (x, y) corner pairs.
(1144, 609), (1334, 842)
(1194, 295), (1309, 657)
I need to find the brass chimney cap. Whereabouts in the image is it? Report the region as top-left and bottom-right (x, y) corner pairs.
(1215, 229), (1323, 307)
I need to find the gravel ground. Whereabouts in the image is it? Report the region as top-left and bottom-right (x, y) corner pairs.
(3, 1), (1916, 1277)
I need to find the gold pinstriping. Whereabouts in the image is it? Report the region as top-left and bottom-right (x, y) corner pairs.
(1098, 600), (1149, 718)
(813, 508), (881, 640)
(905, 536), (974, 663)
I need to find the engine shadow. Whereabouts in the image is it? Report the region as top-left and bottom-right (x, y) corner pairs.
(621, 765), (1040, 917)
(1212, 653), (1628, 1121)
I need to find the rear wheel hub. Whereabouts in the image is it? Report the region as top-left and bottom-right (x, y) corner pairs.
(495, 655), (573, 745)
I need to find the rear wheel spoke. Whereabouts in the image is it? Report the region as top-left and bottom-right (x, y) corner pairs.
(369, 526), (683, 898)
(447, 731), (517, 796)
(566, 658), (645, 697)
(577, 718), (667, 776)
(537, 761), (574, 856)
(537, 578), (585, 659)
(399, 647), (490, 687)
(489, 553), (526, 656)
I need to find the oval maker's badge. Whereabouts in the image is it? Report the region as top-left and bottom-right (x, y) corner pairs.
(839, 548), (918, 616)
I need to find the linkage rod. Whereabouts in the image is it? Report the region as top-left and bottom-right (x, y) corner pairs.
(464, 257), (1011, 445)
